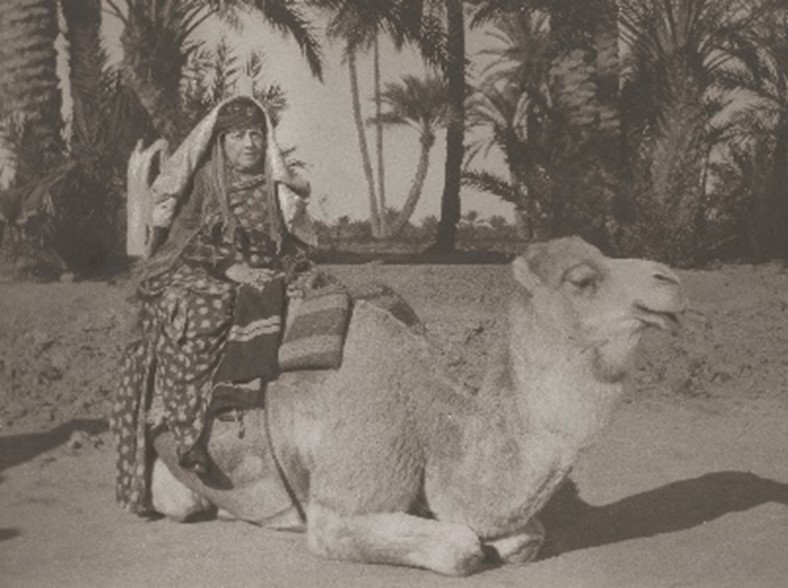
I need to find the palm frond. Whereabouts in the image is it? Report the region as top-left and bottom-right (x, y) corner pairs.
(461, 168), (517, 203)
(241, 0), (324, 79)
(213, 0), (324, 80)
(368, 74), (449, 131)
(256, 84), (288, 126)
(211, 37), (239, 103)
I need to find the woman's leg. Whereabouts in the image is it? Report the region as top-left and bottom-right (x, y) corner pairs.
(154, 270), (234, 475)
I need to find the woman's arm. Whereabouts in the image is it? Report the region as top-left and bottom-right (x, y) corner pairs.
(278, 173), (310, 198)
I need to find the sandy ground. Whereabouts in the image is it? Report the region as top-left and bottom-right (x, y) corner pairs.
(1, 261), (787, 587)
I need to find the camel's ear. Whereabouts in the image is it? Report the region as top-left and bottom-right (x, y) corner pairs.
(512, 254), (541, 293)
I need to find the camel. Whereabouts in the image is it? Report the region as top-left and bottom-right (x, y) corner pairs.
(148, 237), (686, 576)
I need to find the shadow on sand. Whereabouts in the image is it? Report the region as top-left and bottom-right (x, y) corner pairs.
(0, 528), (21, 542)
(539, 471), (788, 558)
(0, 418), (108, 474)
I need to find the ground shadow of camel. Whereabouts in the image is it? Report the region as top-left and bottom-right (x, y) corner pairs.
(0, 418), (108, 474)
(538, 471), (788, 558)
(0, 528), (21, 542)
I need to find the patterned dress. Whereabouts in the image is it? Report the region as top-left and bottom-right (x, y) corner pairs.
(111, 173), (308, 515)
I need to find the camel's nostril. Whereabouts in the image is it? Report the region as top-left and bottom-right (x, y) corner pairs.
(653, 271), (679, 286)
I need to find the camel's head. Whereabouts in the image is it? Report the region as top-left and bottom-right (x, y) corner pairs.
(510, 237), (687, 382)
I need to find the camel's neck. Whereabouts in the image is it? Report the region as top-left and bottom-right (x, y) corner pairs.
(505, 340), (623, 448)
(440, 308), (627, 534)
(485, 307), (627, 451)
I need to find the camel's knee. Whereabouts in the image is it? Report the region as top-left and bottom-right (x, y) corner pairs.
(151, 458), (214, 522)
(306, 503), (485, 576)
(486, 517), (545, 565)
(306, 502), (351, 558)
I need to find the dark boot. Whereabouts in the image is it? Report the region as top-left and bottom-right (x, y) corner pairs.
(180, 442), (211, 476)
(180, 379), (264, 481)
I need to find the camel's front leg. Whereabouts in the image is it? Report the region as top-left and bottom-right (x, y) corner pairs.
(485, 517), (545, 565)
(306, 503), (486, 576)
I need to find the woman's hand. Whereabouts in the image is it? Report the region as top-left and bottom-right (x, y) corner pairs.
(224, 264), (277, 288)
(285, 268), (323, 299)
(145, 226), (169, 259)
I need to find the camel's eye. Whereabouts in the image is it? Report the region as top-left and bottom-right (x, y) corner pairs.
(564, 264), (599, 295)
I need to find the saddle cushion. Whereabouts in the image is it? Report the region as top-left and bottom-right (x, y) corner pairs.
(278, 277), (423, 372)
(279, 281), (351, 371)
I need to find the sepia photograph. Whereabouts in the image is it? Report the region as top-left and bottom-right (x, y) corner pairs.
(1, 1), (786, 586)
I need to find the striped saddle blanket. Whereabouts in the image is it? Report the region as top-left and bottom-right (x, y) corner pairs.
(278, 274), (422, 372)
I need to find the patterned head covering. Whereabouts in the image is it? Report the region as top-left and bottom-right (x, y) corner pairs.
(214, 97), (267, 136)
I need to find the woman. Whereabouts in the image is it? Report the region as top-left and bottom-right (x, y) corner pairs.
(112, 96), (316, 515)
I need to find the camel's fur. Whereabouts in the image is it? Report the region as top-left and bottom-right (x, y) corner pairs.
(151, 237), (686, 576)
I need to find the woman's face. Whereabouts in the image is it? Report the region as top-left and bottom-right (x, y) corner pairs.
(222, 126), (265, 172)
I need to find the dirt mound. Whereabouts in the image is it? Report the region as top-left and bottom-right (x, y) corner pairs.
(0, 281), (131, 432)
(634, 263), (788, 406)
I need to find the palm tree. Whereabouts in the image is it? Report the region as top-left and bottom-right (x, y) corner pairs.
(620, 0), (774, 264)
(717, 6), (788, 258)
(464, 9), (552, 239)
(369, 74), (449, 237)
(0, 0), (63, 189)
(0, 0), (157, 274)
(470, 0), (623, 249)
(107, 0), (324, 143)
(392, 0), (466, 252)
(332, 0), (463, 250)
(311, 1), (388, 237)
(61, 0), (104, 162)
(315, 1), (419, 238)
(541, 0), (622, 247)
(58, 0), (134, 273)
(314, 0), (446, 239)
(464, 83), (544, 240)
(474, 7), (551, 90)
(348, 42), (384, 238)
(468, 1), (622, 244)
(548, 0), (620, 136)
(432, 0), (466, 252)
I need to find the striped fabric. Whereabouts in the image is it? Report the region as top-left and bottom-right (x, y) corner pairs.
(214, 279), (284, 383)
(228, 315), (281, 342)
(279, 283), (350, 371)
(348, 281), (423, 331)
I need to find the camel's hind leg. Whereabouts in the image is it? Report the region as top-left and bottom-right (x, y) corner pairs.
(306, 502), (486, 576)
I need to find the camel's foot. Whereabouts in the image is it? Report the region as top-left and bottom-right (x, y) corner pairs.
(485, 517), (545, 565)
(151, 458), (214, 522)
(306, 503), (486, 576)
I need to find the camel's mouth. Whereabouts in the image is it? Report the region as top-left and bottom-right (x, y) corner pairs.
(634, 305), (682, 334)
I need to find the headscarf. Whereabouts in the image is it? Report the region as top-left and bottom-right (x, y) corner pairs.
(214, 97), (266, 135)
(138, 95), (316, 282)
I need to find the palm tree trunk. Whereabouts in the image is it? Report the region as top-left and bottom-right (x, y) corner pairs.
(757, 115), (788, 258)
(649, 58), (706, 265)
(764, 116), (787, 204)
(348, 47), (382, 237)
(61, 0), (103, 159)
(509, 169), (532, 240)
(373, 36), (388, 237)
(120, 5), (185, 143)
(0, 0), (63, 187)
(548, 0), (621, 246)
(388, 131), (435, 237)
(434, 0), (465, 253)
(593, 0), (621, 138)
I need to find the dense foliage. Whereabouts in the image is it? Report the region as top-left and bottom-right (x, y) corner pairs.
(0, 0), (786, 279)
